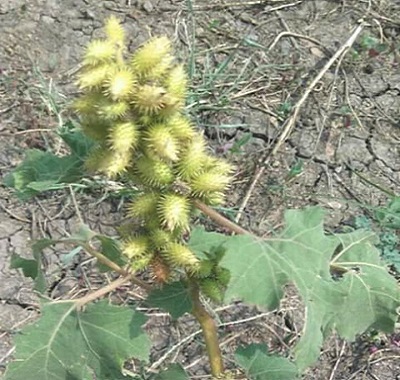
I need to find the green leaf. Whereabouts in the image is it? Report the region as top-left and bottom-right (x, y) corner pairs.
(154, 364), (189, 380)
(330, 229), (400, 337)
(31, 238), (65, 293)
(360, 35), (378, 49)
(69, 223), (98, 242)
(4, 149), (84, 200)
(379, 231), (400, 271)
(27, 180), (66, 192)
(197, 207), (400, 371)
(10, 239), (49, 293)
(10, 254), (38, 279)
(32, 238), (57, 253)
(147, 281), (192, 319)
(59, 120), (94, 159)
(243, 38), (266, 49)
(4, 122), (93, 200)
(235, 344), (298, 380)
(61, 246), (83, 266)
(188, 227), (229, 260)
(230, 132), (252, 153)
(5, 301), (151, 380)
(288, 159), (303, 178)
(375, 196), (400, 229)
(96, 235), (126, 272)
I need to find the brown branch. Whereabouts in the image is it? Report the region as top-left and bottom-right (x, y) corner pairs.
(62, 239), (153, 292)
(74, 274), (132, 308)
(193, 199), (250, 235)
(80, 242), (153, 292)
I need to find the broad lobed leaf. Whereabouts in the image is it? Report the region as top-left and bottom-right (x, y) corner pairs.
(147, 281), (192, 319)
(235, 344), (298, 380)
(4, 301), (151, 380)
(154, 364), (189, 380)
(189, 207), (400, 371)
(3, 122), (93, 200)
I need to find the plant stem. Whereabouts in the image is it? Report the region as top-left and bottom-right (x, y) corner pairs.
(189, 278), (224, 377)
(193, 199), (250, 235)
(75, 274), (132, 308)
(77, 241), (153, 292)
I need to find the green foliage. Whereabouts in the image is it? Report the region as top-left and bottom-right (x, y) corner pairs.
(190, 207), (400, 371)
(7, 207), (400, 379)
(96, 235), (126, 272)
(154, 364), (189, 380)
(4, 122), (93, 199)
(59, 121), (95, 159)
(235, 344), (298, 380)
(354, 197), (400, 272)
(189, 228), (229, 260)
(12, 225), (126, 295)
(358, 34), (387, 53)
(147, 281), (192, 319)
(377, 230), (400, 272)
(375, 196), (400, 229)
(3, 149), (81, 199)
(287, 159), (303, 179)
(354, 214), (372, 230)
(9, 238), (54, 293)
(351, 33), (388, 60)
(277, 101), (292, 117)
(229, 132), (252, 154)
(4, 301), (151, 380)
(10, 252), (46, 293)
(10, 254), (38, 279)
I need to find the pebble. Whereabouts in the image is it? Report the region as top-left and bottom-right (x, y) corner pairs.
(142, 0), (154, 13)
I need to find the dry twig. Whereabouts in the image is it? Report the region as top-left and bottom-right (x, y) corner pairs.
(235, 21), (366, 224)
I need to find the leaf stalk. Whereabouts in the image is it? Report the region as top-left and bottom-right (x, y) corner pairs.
(193, 199), (250, 235)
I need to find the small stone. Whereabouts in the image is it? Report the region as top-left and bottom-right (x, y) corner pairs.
(82, 9), (96, 20)
(142, 0), (154, 12)
(41, 15), (55, 24)
(195, 27), (205, 37)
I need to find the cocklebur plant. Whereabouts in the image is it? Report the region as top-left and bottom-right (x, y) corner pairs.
(73, 16), (234, 299)
(4, 17), (400, 380)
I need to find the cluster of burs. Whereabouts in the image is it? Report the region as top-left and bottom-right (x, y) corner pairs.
(74, 17), (232, 300)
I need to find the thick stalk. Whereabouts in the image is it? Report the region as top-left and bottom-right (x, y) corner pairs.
(189, 278), (224, 377)
(63, 239), (153, 292)
(81, 242), (153, 291)
(75, 274), (132, 308)
(193, 199), (249, 235)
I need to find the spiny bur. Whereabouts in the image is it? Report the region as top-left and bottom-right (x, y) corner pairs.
(122, 235), (151, 259)
(199, 278), (224, 303)
(131, 36), (172, 77)
(128, 192), (160, 219)
(157, 194), (191, 232)
(74, 17), (234, 282)
(104, 15), (125, 46)
(163, 242), (200, 272)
